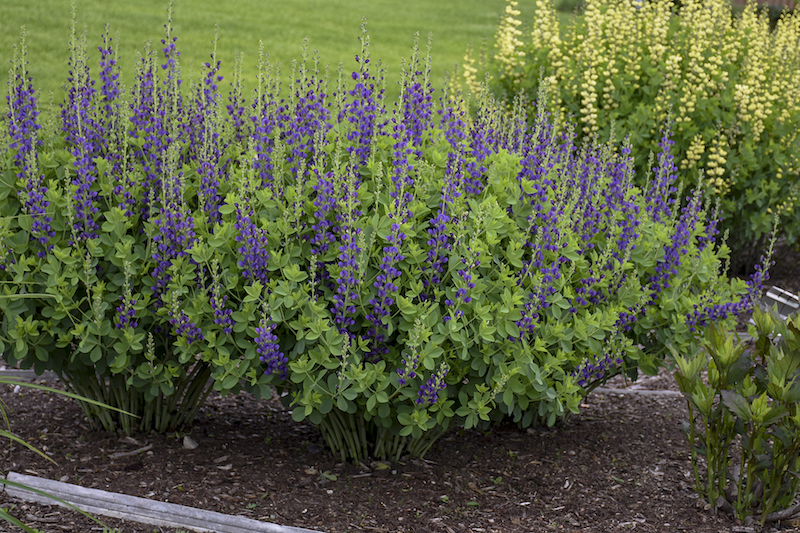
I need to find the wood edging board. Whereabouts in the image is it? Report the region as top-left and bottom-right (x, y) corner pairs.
(3, 472), (323, 533)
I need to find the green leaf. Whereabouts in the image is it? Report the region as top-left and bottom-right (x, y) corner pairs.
(221, 374), (239, 390)
(760, 406), (789, 426)
(218, 204), (235, 215)
(720, 390), (752, 421)
(90, 345), (103, 363)
(336, 395), (349, 412)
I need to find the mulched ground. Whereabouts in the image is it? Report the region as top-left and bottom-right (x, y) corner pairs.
(1, 254), (799, 533)
(0, 370), (797, 533)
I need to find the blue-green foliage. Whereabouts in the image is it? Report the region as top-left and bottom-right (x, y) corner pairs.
(0, 15), (758, 461)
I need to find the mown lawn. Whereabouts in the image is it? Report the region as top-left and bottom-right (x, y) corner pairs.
(0, 0), (547, 107)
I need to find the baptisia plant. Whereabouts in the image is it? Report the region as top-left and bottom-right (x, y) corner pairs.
(2, 11), (762, 461)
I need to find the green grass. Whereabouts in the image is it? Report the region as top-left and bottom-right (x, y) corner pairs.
(0, 0), (532, 108)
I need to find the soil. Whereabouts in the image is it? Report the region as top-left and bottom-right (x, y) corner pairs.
(1, 255), (800, 533)
(0, 374), (746, 533)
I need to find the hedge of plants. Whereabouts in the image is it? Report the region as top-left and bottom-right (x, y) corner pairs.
(468, 0), (800, 269)
(0, 10), (766, 464)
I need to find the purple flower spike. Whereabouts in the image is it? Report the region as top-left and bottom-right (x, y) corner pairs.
(234, 202), (271, 285)
(210, 260), (234, 335)
(168, 295), (204, 344)
(338, 23), (386, 167)
(417, 363), (448, 406)
(150, 193), (198, 308)
(397, 349), (421, 386)
(255, 307), (287, 380)
(645, 126), (679, 224)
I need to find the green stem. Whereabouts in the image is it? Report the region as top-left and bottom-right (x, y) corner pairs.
(84, 373), (115, 432)
(347, 410), (366, 463)
(358, 413), (368, 460)
(181, 365), (213, 428)
(392, 433), (405, 463)
(742, 425), (757, 521)
(340, 410), (361, 464)
(110, 377), (127, 434)
(142, 397), (153, 434)
(326, 417), (346, 463)
(327, 410), (351, 463)
(155, 391), (163, 434)
(374, 427), (385, 460)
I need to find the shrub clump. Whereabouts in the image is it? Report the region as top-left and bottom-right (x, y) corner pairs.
(675, 305), (800, 525)
(1, 14), (764, 461)
(469, 0), (800, 268)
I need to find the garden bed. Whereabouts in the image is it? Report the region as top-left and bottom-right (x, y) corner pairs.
(1, 368), (794, 533)
(5, 255), (800, 533)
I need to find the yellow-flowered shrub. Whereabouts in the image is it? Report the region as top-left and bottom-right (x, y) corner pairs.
(470, 0), (800, 267)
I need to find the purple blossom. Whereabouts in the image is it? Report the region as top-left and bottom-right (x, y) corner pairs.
(397, 350), (420, 386)
(115, 262), (138, 329)
(70, 144), (101, 242)
(574, 350), (624, 388)
(255, 311), (287, 379)
(388, 118), (415, 219)
(189, 51), (228, 223)
(0, 241), (14, 271)
(226, 53), (247, 142)
(514, 133), (565, 336)
(438, 91), (468, 152)
(308, 169), (338, 255)
(6, 36), (41, 170)
(423, 155), (461, 290)
(685, 255), (772, 332)
(645, 126), (678, 224)
(365, 221), (405, 360)
(444, 255), (480, 320)
(61, 23), (102, 154)
(249, 55), (281, 193)
(7, 37), (54, 255)
(332, 226), (362, 331)
(417, 363), (448, 406)
(20, 163), (55, 256)
(399, 34), (434, 158)
(698, 200), (721, 252)
(97, 27), (120, 125)
(234, 202), (271, 285)
(331, 170), (362, 333)
(338, 24), (385, 167)
(150, 193), (197, 307)
(116, 295), (138, 329)
(615, 307), (640, 332)
(210, 284), (234, 336)
(128, 14), (188, 220)
(647, 189), (703, 304)
(168, 297), (204, 344)
(283, 50), (331, 174)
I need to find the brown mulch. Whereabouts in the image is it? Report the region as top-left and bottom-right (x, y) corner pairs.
(0, 370), (795, 533)
(1, 257), (799, 533)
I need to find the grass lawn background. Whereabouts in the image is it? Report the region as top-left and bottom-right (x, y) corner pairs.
(0, 0), (572, 110)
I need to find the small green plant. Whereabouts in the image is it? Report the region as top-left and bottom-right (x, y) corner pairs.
(674, 308), (800, 525)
